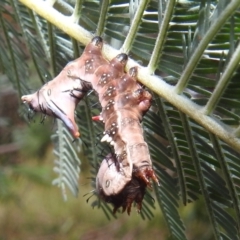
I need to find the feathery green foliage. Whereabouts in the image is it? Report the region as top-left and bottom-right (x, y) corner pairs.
(1, 0), (240, 239)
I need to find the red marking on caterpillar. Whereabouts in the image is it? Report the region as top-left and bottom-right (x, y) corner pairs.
(21, 36), (158, 214)
(92, 115), (101, 121)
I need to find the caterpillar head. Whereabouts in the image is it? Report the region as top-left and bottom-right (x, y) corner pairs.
(96, 154), (131, 196)
(21, 36), (107, 139)
(21, 74), (86, 138)
(96, 154), (147, 215)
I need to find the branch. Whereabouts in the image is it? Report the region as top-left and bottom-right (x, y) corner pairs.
(174, 0), (240, 93)
(19, 0), (240, 153)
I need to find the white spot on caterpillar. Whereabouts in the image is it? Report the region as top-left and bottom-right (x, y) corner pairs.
(101, 134), (109, 142)
(101, 134), (112, 143)
(110, 141), (115, 146)
(106, 136), (112, 143)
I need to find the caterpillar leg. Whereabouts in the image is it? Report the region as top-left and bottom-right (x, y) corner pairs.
(134, 167), (159, 187)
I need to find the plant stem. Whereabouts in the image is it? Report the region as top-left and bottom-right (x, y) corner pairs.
(180, 113), (221, 240)
(47, 22), (57, 75)
(147, 0), (176, 73)
(19, 0), (240, 153)
(209, 133), (240, 236)
(136, 69), (240, 153)
(71, 0), (83, 23)
(120, 0), (150, 53)
(203, 42), (240, 115)
(19, 0), (94, 46)
(96, 0), (109, 36)
(56, 120), (68, 201)
(174, 0), (240, 94)
(156, 98), (187, 205)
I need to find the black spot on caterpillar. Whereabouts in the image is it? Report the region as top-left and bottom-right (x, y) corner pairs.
(21, 36), (158, 214)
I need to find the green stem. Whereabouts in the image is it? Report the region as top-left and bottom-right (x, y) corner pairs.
(71, 0), (84, 23)
(96, 0), (109, 36)
(47, 22), (57, 75)
(120, 0), (150, 54)
(203, 42), (240, 115)
(180, 113), (221, 240)
(19, 0), (94, 46)
(156, 98), (187, 205)
(174, 0), (240, 94)
(137, 69), (240, 153)
(56, 120), (68, 201)
(72, 38), (80, 59)
(209, 133), (240, 236)
(83, 98), (98, 169)
(147, 0), (176, 73)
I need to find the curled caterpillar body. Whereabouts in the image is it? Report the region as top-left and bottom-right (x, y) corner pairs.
(21, 36), (158, 214)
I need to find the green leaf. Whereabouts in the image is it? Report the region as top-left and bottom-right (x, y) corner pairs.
(3, 0), (240, 238)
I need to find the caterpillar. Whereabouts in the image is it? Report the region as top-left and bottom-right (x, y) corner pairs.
(21, 36), (158, 214)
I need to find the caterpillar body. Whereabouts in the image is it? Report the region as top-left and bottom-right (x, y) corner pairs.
(21, 36), (158, 214)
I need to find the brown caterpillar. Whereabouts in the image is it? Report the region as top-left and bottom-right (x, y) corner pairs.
(21, 36), (158, 214)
